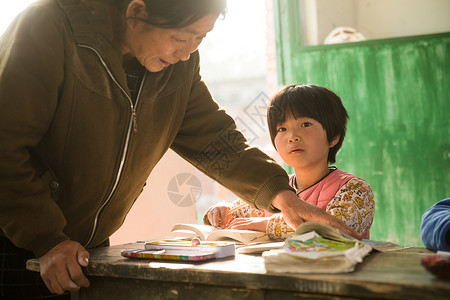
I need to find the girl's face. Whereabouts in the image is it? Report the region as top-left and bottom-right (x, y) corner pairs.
(121, 4), (217, 72)
(274, 113), (339, 171)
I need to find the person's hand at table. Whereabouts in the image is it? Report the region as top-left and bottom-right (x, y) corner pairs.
(272, 190), (363, 240)
(39, 240), (90, 295)
(207, 202), (233, 228)
(227, 217), (269, 232)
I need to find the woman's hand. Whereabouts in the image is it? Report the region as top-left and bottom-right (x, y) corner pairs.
(207, 203), (233, 228)
(228, 217), (269, 232)
(39, 240), (90, 295)
(272, 190), (363, 240)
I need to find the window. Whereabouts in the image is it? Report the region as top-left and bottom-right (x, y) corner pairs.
(298, 0), (450, 46)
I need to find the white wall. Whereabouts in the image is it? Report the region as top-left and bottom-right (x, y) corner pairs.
(110, 150), (200, 245)
(301, 0), (450, 45)
(356, 0), (450, 40)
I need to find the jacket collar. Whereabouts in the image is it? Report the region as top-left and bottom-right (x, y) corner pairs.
(57, 0), (116, 49)
(56, 0), (126, 86)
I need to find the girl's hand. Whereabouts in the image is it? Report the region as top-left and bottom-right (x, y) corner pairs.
(207, 203), (232, 228)
(228, 217), (269, 232)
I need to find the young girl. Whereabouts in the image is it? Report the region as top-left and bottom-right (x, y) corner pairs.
(204, 84), (375, 239)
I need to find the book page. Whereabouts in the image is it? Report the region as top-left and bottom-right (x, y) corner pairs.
(171, 223), (217, 240)
(361, 239), (408, 252)
(171, 223), (268, 244)
(207, 228), (268, 244)
(295, 222), (357, 242)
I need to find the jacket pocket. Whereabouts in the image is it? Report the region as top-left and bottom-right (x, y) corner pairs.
(29, 154), (61, 203)
(40, 168), (61, 203)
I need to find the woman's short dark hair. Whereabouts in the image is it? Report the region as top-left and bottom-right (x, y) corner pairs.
(267, 84), (349, 164)
(113, 0), (227, 28)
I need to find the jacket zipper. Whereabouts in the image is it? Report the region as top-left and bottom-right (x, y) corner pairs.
(78, 44), (146, 247)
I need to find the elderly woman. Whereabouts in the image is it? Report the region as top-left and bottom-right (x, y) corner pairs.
(0, 0), (360, 298)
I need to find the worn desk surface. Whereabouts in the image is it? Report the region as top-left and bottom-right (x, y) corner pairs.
(27, 243), (450, 300)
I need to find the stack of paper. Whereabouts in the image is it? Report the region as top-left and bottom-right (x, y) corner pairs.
(145, 238), (236, 259)
(263, 222), (372, 274)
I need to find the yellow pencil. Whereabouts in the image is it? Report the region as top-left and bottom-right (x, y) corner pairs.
(227, 202), (248, 215)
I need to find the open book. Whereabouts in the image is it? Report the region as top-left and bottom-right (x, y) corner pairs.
(263, 222), (372, 274)
(171, 223), (270, 245)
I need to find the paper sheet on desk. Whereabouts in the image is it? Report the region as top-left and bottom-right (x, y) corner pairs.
(238, 239), (408, 254)
(361, 239), (409, 252)
(237, 241), (284, 254)
(437, 250), (450, 257)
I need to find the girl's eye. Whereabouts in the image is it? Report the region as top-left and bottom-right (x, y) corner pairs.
(277, 127), (286, 132)
(302, 122), (312, 127)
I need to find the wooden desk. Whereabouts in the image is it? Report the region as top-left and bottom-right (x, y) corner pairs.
(27, 243), (450, 300)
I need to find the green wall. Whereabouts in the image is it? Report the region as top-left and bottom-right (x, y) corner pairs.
(274, 0), (450, 247)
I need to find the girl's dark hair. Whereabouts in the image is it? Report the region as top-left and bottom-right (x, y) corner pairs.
(267, 84), (349, 164)
(113, 0), (227, 28)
